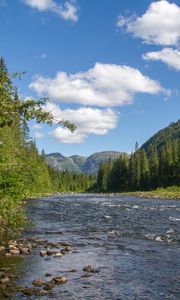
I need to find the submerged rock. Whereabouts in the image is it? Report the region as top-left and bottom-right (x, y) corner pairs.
(83, 265), (99, 273)
(53, 276), (68, 284)
(45, 273), (52, 277)
(47, 242), (58, 248)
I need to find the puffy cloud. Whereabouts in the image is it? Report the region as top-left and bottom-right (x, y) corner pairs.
(143, 48), (180, 71)
(117, 0), (180, 46)
(23, 0), (78, 22)
(30, 63), (167, 107)
(45, 103), (119, 143)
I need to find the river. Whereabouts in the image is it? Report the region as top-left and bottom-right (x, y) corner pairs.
(0, 194), (180, 299)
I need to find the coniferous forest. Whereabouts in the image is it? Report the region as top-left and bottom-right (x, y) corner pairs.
(96, 135), (180, 192)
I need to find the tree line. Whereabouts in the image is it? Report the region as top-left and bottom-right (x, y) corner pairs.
(96, 141), (180, 192)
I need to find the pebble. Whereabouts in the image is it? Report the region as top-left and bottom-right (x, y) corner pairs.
(83, 265), (99, 273)
(54, 252), (63, 257)
(45, 273), (52, 277)
(60, 242), (71, 247)
(0, 276), (10, 284)
(40, 250), (46, 257)
(32, 279), (45, 287)
(53, 276), (68, 284)
(43, 282), (54, 290)
(47, 242), (58, 248)
(9, 249), (20, 255)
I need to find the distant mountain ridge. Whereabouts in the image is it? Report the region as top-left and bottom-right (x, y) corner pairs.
(46, 151), (126, 174)
(141, 120), (180, 154)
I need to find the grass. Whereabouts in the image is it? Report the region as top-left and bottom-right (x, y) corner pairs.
(129, 186), (180, 199)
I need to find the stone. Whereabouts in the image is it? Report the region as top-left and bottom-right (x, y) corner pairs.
(45, 273), (52, 277)
(23, 287), (42, 296)
(54, 252), (63, 257)
(59, 242), (71, 247)
(0, 246), (5, 254)
(83, 265), (99, 273)
(47, 242), (58, 248)
(32, 279), (45, 287)
(46, 250), (53, 256)
(53, 276), (68, 284)
(0, 276), (10, 284)
(19, 248), (29, 255)
(40, 251), (46, 257)
(33, 239), (48, 244)
(43, 282), (54, 290)
(9, 249), (20, 255)
(64, 246), (72, 252)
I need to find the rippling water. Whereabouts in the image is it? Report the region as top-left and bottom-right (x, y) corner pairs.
(1, 194), (180, 299)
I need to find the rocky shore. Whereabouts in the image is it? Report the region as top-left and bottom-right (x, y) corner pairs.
(0, 238), (99, 298)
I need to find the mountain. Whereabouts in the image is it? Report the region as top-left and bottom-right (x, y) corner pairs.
(141, 120), (180, 154)
(82, 151), (126, 173)
(46, 151), (125, 174)
(46, 153), (82, 173)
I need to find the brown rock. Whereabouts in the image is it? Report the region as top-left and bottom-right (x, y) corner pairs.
(19, 248), (29, 255)
(59, 242), (71, 247)
(33, 239), (48, 244)
(0, 246), (5, 254)
(40, 251), (46, 257)
(53, 276), (68, 284)
(9, 249), (20, 255)
(64, 246), (72, 252)
(83, 265), (99, 273)
(0, 276), (10, 284)
(43, 282), (54, 290)
(47, 242), (58, 248)
(54, 252), (63, 257)
(46, 250), (53, 256)
(32, 279), (45, 287)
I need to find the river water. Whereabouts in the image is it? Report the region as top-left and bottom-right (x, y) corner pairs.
(1, 194), (180, 299)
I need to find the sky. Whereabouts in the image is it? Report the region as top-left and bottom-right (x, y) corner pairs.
(0, 0), (180, 157)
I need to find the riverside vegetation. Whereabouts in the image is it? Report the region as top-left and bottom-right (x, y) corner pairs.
(0, 58), (95, 240)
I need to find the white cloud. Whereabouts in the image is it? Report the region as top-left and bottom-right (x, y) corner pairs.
(143, 48), (180, 71)
(23, 0), (78, 22)
(117, 0), (180, 46)
(34, 131), (44, 139)
(29, 63), (167, 107)
(45, 103), (119, 143)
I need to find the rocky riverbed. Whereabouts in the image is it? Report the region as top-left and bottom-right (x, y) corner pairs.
(0, 193), (180, 299)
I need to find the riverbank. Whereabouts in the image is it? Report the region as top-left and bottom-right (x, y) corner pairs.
(127, 186), (180, 199)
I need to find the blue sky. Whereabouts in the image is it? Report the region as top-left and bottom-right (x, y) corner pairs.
(0, 0), (180, 156)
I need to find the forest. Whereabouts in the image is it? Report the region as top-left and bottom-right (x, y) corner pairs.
(96, 138), (180, 192)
